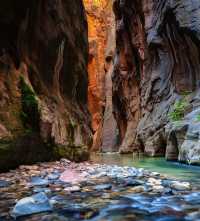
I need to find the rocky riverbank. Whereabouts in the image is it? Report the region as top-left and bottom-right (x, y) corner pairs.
(0, 159), (200, 221)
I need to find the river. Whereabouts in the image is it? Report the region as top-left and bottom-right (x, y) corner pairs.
(91, 153), (200, 184)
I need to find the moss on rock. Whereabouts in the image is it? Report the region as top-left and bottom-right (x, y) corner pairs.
(54, 145), (90, 162)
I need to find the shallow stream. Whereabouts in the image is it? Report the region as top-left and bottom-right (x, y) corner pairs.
(91, 153), (200, 184)
(0, 155), (200, 221)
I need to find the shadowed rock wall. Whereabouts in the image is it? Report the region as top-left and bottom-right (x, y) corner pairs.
(0, 0), (92, 171)
(113, 0), (200, 163)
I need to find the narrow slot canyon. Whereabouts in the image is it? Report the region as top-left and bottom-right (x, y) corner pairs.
(84, 0), (118, 152)
(1, 1), (200, 220)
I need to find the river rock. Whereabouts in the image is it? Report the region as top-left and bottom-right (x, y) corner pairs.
(130, 186), (146, 193)
(147, 178), (162, 186)
(94, 184), (112, 191)
(30, 177), (49, 186)
(11, 192), (52, 218)
(171, 181), (191, 191)
(0, 180), (11, 188)
(64, 186), (81, 192)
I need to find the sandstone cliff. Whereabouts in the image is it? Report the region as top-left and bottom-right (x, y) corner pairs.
(113, 0), (200, 163)
(84, 0), (118, 151)
(0, 0), (92, 171)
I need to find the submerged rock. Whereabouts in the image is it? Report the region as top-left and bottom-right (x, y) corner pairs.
(94, 184), (112, 191)
(30, 177), (49, 186)
(64, 186), (81, 193)
(0, 180), (11, 188)
(11, 192), (52, 218)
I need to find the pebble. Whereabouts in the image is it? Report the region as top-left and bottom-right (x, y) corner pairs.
(0, 180), (11, 188)
(30, 177), (49, 186)
(130, 185), (146, 193)
(94, 184), (112, 191)
(171, 181), (191, 191)
(64, 186), (81, 192)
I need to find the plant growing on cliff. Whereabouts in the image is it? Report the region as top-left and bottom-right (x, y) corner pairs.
(196, 114), (200, 122)
(19, 76), (40, 131)
(168, 98), (188, 122)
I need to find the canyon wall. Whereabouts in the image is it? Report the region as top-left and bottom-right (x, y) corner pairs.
(84, 0), (118, 151)
(0, 0), (92, 171)
(113, 0), (200, 163)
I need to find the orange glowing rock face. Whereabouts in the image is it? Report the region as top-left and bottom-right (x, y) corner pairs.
(83, 0), (113, 150)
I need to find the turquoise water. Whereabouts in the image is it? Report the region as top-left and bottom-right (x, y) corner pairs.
(91, 153), (200, 184)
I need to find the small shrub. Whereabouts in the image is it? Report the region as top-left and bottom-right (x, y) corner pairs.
(168, 98), (188, 122)
(196, 114), (200, 122)
(19, 76), (40, 131)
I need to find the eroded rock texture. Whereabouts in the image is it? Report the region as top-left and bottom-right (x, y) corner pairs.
(0, 0), (91, 171)
(113, 0), (200, 162)
(84, 0), (117, 151)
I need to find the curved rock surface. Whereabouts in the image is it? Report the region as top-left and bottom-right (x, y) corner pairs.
(113, 0), (200, 162)
(0, 0), (92, 171)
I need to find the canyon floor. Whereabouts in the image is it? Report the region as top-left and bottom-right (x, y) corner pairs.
(0, 156), (200, 221)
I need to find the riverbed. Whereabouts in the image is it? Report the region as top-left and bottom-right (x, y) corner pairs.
(0, 155), (200, 221)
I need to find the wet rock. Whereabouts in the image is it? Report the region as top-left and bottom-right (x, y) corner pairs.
(183, 192), (200, 204)
(0, 180), (11, 188)
(148, 178), (162, 186)
(94, 184), (112, 191)
(64, 186), (81, 193)
(47, 173), (60, 181)
(11, 192), (52, 218)
(171, 181), (191, 191)
(152, 185), (165, 193)
(30, 177), (49, 186)
(123, 178), (143, 187)
(129, 186), (146, 193)
(33, 187), (51, 194)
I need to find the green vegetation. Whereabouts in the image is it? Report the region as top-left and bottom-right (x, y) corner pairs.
(196, 114), (200, 122)
(19, 76), (40, 131)
(168, 97), (188, 122)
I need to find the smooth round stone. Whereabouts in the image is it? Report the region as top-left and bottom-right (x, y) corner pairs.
(11, 192), (52, 218)
(152, 185), (165, 192)
(47, 173), (60, 180)
(171, 181), (191, 191)
(0, 180), (11, 188)
(123, 178), (144, 187)
(33, 187), (51, 194)
(30, 177), (49, 186)
(64, 186), (81, 192)
(94, 184), (112, 191)
(129, 185), (146, 193)
(148, 178), (162, 186)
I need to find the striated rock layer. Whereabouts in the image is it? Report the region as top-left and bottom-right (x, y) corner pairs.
(84, 0), (117, 151)
(0, 0), (92, 171)
(113, 0), (200, 163)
